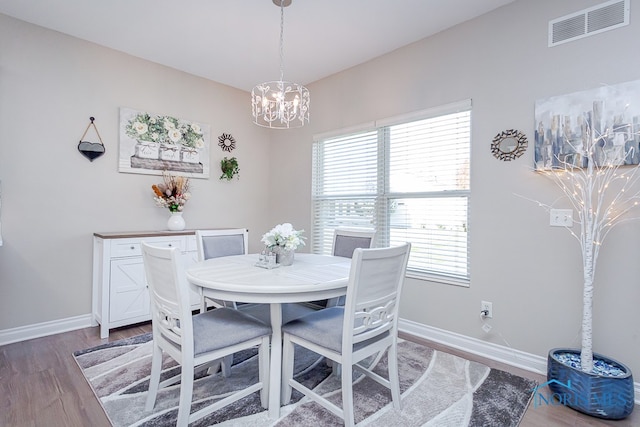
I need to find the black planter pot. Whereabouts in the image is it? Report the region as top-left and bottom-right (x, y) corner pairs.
(547, 348), (635, 419)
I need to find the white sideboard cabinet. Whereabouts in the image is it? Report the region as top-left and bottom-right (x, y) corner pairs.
(92, 230), (203, 338)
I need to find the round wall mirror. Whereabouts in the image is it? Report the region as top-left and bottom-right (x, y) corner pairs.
(491, 129), (528, 161)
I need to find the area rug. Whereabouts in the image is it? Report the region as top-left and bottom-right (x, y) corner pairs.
(73, 333), (537, 426)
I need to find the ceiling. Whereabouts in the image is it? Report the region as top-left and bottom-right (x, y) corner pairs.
(0, 0), (515, 92)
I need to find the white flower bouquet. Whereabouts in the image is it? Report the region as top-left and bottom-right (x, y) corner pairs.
(261, 223), (306, 251)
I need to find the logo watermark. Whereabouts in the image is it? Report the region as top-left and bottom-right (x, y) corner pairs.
(532, 379), (630, 412)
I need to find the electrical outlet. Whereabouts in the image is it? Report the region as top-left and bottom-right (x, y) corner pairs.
(481, 301), (493, 318)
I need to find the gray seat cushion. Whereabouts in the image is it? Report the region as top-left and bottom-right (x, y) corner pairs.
(282, 307), (345, 352)
(282, 306), (390, 353)
(192, 307), (271, 355)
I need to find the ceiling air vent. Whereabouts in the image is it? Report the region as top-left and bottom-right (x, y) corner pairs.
(549, 0), (629, 47)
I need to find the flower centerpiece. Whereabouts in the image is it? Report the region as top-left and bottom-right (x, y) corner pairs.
(152, 171), (191, 230)
(261, 223), (306, 266)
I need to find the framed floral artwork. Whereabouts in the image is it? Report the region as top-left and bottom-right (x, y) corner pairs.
(118, 107), (211, 178)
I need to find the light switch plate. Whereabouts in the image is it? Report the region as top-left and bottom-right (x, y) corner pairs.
(550, 209), (573, 227)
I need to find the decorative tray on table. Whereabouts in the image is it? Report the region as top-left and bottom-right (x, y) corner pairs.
(254, 260), (280, 269)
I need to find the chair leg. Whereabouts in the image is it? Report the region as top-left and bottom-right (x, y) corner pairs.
(331, 360), (342, 376)
(221, 354), (233, 377)
(258, 336), (270, 408)
(204, 359), (222, 376)
(176, 360), (195, 427)
(341, 364), (355, 427)
(281, 334), (295, 404)
(388, 345), (402, 410)
(145, 343), (163, 411)
(200, 294), (207, 313)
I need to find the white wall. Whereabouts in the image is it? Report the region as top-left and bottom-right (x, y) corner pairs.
(0, 13), (275, 329)
(271, 0), (640, 377)
(2, 0), (640, 380)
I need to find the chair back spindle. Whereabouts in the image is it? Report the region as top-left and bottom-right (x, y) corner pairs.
(142, 244), (194, 357)
(345, 245), (409, 347)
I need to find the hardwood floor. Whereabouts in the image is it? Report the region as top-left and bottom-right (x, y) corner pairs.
(403, 333), (640, 427)
(0, 323), (637, 426)
(0, 323), (151, 427)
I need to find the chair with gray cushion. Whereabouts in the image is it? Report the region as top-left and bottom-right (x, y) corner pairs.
(281, 243), (411, 427)
(325, 227), (376, 307)
(196, 228), (249, 310)
(332, 227), (376, 258)
(141, 242), (271, 427)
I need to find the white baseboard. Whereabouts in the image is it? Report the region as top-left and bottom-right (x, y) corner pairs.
(2, 314), (638, 406)
(398, 318), (640, 406)
(399, 318), (548, 374)
(0, 314), (94, 346)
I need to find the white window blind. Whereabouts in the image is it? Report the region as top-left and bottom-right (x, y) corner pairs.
(311, 131), (379, 252)
(312, 101), (471, 285)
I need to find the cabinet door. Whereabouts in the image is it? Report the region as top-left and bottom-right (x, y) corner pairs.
(109, 258), (149, 322)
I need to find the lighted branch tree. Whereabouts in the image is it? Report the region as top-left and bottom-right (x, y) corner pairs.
(532, 116), (640, 373)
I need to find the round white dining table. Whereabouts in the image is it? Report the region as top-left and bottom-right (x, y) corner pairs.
(186, 253), (351, 419)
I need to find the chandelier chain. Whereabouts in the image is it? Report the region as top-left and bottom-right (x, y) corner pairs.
(279, 0), (285, 82)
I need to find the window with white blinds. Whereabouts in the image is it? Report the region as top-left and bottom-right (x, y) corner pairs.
(312, 100), (471, 285)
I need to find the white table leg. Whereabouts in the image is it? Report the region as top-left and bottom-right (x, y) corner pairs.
(268, 302), (283, 419)
(199, 287), (207, 313)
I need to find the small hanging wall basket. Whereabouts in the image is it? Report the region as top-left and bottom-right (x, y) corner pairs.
(218, 133), (236, 152)
(220, 157), (239, 181)
(77, 117), (106, 161)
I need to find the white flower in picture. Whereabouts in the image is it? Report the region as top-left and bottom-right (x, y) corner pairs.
(133, 121), (148, 135)
(168, 128), (182, 143)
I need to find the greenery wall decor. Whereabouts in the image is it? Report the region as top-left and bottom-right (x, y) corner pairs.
(220, 157), (239, 181)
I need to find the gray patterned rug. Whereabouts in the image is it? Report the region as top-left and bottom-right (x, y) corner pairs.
(73, 333), (536, 426)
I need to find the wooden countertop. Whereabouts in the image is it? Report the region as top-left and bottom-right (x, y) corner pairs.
(93, 229), (235, 239)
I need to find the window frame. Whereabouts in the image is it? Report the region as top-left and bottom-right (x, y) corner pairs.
(312, 100), (472, 286)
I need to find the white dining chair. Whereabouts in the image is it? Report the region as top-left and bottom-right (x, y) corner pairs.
(332, 227), (376, 258)
(141, 242), (271, 427)
(281, 243), (411, 427)
(325, 227), (376, 307)
(196, 228), (249, 311)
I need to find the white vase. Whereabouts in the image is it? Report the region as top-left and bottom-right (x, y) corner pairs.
(274, 247), (294, 266)
(167, 211), (186, 231)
